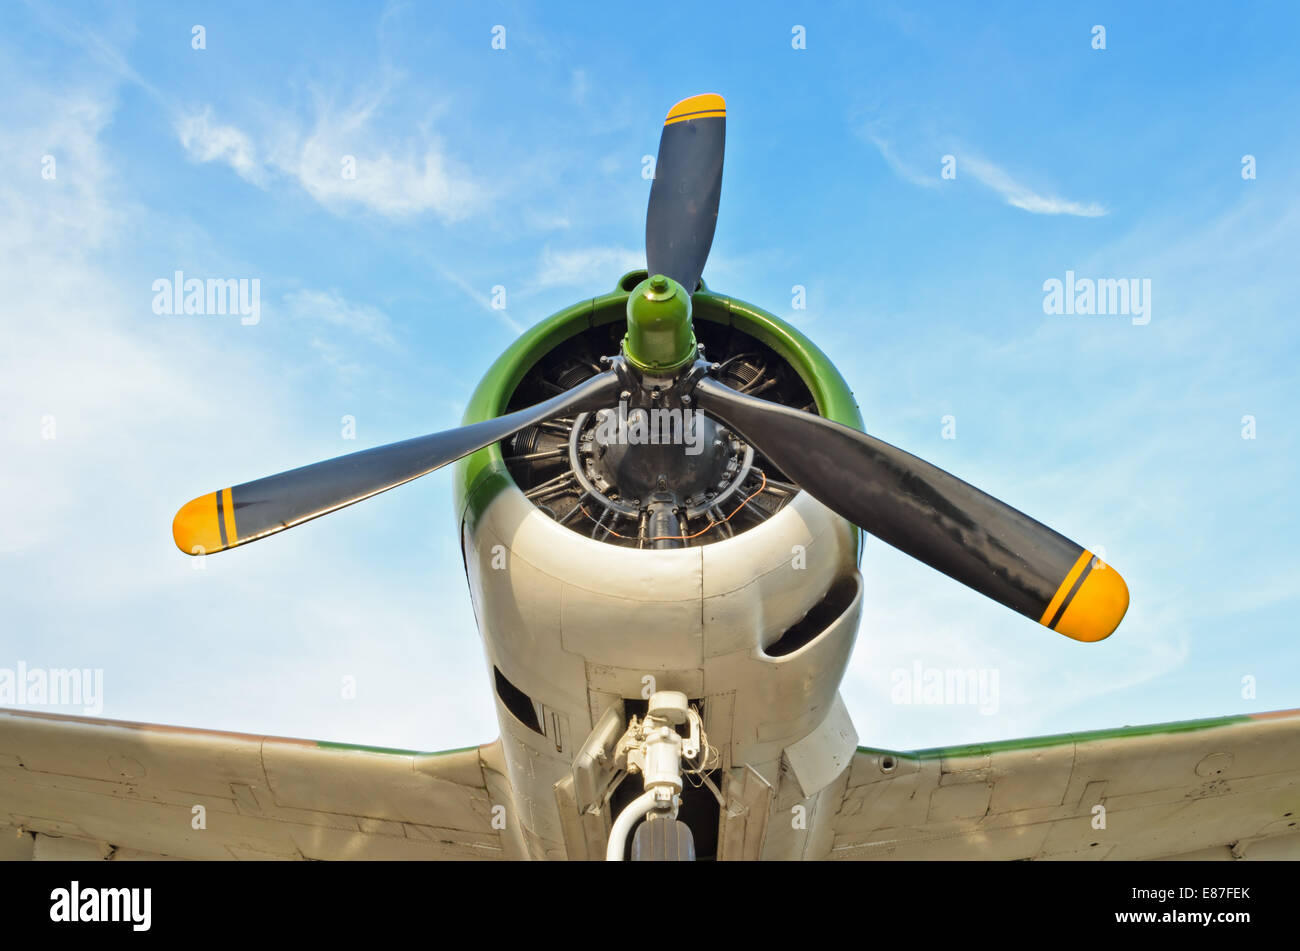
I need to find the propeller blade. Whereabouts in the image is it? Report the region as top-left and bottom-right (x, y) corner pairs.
(172, 370), (622, 556)
(646, 93), (725, 294)
(694, 378), (1129, 642)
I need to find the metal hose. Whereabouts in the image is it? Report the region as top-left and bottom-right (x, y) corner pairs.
(605, 789), (659, 861)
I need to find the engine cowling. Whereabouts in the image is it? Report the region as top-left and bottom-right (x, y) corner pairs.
(455, 272), (867, 859)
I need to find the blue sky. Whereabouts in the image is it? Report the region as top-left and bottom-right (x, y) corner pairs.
(1, 1), (1297, 753)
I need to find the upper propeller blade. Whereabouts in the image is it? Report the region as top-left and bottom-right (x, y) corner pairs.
(172, 369), (622, 556)
(646, 93), (725, 295)
(694, 378), (1129, 642)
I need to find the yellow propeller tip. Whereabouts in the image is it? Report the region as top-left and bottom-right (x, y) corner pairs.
(665, 93), (726, 126)
(1054, 557), (1130, 642)
(172, 489), (236, 556)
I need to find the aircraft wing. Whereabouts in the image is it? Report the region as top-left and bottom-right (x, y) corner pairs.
(0, 709), (515, 860)
(821, 709), (1300, 860)
(8, 706), (1299, 861)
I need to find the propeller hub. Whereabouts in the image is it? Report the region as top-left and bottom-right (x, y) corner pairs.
(622, 275), (696, 376)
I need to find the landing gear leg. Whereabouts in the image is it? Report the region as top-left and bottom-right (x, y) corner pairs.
(605, 690), (707, 861)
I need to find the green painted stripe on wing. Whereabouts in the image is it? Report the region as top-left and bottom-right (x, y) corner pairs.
(315, 740), (479, 757)
(858, 712), (1265, 762)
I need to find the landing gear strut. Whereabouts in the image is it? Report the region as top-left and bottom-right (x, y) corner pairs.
(605, 691), (709, 861)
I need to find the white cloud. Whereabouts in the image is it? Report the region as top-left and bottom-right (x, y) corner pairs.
(860, 122), (1108, 217)
(0, 81), (495, 752)
(1, 93), (118, 248)
(176, 108), (264, 185)
(862, 131), (940, 190)
(534, 245), (643, 288)
(423, 259), (524, 335)
(0, 93), (281, 558)
(283, 103), (485, 220)
(174, 95), (488, 222)
(283, 288), (397, 383)
(44, 10), (488, 224)
(283, 288), (394, 346)
(962, 154), (1108, 218)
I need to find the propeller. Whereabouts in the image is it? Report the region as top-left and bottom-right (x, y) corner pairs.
(172, 90), (1129, 642)
(634, 92), (1127, 641)
(645, 94), (725, 295)
(172, 370), (620, 556)
(692, 378), (1128, 642)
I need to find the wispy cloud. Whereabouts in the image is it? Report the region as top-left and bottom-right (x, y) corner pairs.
(174, 93), (488, 222)
(0, 73), (497, 750)
(31, 2), (491, 225)
(962, 154), (1108, 217)
(860, 122), (1108, 217)
(17, 0), (167, 106)
(176, 108), (265, 186)
(422, 259), (524, 335)
(534, 245), (643, 288)
(282, 289), (397, 383)
(861, 131), (940, 190)
(283, 288), (394, 346)
(273, 95), (487, 221)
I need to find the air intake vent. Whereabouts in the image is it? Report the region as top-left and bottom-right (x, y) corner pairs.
(494, 666), (543, 734)
(765, 575), (859, 657)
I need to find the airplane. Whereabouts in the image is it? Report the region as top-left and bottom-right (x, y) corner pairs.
(3, 94), (1298, 862)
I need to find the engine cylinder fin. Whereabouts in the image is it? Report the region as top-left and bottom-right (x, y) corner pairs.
(500, 321), (816, 548)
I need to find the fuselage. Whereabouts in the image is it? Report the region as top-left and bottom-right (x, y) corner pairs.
(454, 272), (867, 859)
